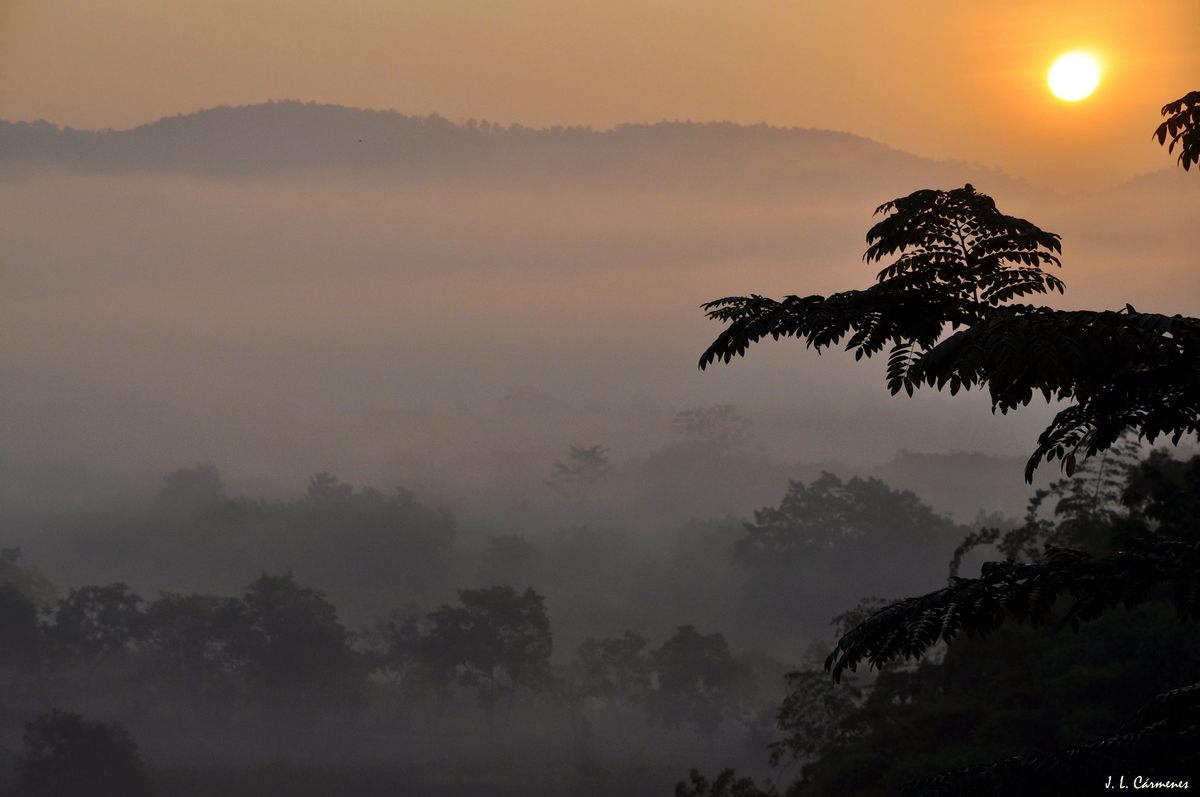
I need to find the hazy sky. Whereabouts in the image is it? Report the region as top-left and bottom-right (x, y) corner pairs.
(2, 0), (1197, 189)
(1, 1), (1198, 507)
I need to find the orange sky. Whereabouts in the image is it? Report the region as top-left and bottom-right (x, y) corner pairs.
(0, 0), (1197, 189)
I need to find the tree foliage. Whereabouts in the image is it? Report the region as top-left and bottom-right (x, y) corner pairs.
(1155, 91), (1200, 171)
(0, 548), (58, 608)
(153, 465), (227, 517)
(418, 602), (475, 717)
(371, 608), (425, 719)
(825, 539), (1200, 684)
(419, 586), (554, 727)
(899, 681), (1200, 796)
(676, 768), (777, 797)
(459, 585), (554, 722)
(140, 467), (458, 609)
(769, 668), (864, 768)
(949, 448), (1129, 577)
(687, 93), (1200, 794)
(577, 631), (652, 708)
(816, 449), (1200, 794)
(0, 582), (42, 668)
(649, 625), (756, 744)
(737, 472), (958, 563)
(143, 592), (244, 696)
(50, 584), (144, 670)
(699, 182), (1200, 482)
(671, 404), (755, 452)
(791, 593), (1200, 797)
(546, 444), (612, 499)
(233, 572), (365, 710)
(1123, 448), (1200, 544)
(14, 710), (155, 797)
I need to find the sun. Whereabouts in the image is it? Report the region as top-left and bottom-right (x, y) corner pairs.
(1048, 53), (1100, 102)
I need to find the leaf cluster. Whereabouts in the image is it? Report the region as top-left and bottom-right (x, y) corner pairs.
(25, 571), (366, 708)
(648, 625), (758, 743)
(769, 668), (865, 767)
(700, 183), (1200, 480)
(825, 539), (1200, 683)
(418, 586), (555, 722)
(1155, 91), (1200, 171)
(234, 572), (366, 708)
(949, 438), (1142, 574)
(913, 306), (1200, 481)
(1123, 449), (1200, 544)
(676, 768), (778, 797)
(546, 444), (612, 498)
(50, 584), (145, 669)
(577, 630), (652, 705)
(700, 185), (1062, 372)
(15, 709), (155, 797)
(737, 473), (959, 563)
(901, 682), (1200, 796)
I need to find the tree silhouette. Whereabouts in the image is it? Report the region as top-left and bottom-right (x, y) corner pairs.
(1122, 448), (1200, 545)
(49, 584), (144, 671)
(671, 404), (755, 452)
(143, 592), (243, 697)
(417, 602), (475, 720)
(370, 608), (425, 723)
(152, 465), (226, 517)
(420, 586), (554, 728)
(700, 90), (1200, 483)
(690, 92), (1200, 793)
(0, 548), (57, 608)
(1155, 91), (1200, 171)
(948, 439), (1143, 576)
(457, 586), (554, 728)
(0, 583), (42, 668)
(233, 572), (365, 710)
(825, 539), (1200, 684)
(650, 625), (755, 746)
(737, 472), (959, 564)
(14, 709), (155, 797)
(546, 444), (612, 499)
(577, 631), (653, 748)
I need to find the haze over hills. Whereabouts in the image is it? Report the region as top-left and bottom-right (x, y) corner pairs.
(1, 101), (1197, 795)
(0, 100), (1041, 197)
(1, 101), (1197, 531)
(2, 2), (1196, 790)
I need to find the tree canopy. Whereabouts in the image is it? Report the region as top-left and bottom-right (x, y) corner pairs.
(700, 93), (1200, 482)
(15, 710), (155, 797)
(419, 585), (554, 727)
(234, 571), (365, 710)
(650, 625), (756, 745)
(737, 472), (959, 563)
(687, 90), (1200, 795)
(700, 182), (1200, 482)
(1155, 91), (1200, 171)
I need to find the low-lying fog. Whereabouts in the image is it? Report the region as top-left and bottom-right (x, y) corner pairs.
(0, 103), (1198, 796)
(3, 103), (1197, 513)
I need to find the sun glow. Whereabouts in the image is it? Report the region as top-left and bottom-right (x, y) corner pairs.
(1048, 53), (1100, 101)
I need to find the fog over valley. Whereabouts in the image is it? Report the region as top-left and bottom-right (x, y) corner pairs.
(4, 103), (1197, 509)
(1, 101), (1199, 796)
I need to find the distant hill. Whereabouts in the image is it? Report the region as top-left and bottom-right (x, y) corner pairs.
(0, 101), (1036, 196)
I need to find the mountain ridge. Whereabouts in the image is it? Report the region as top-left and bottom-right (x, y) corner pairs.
(0, 100), (1040, 196)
